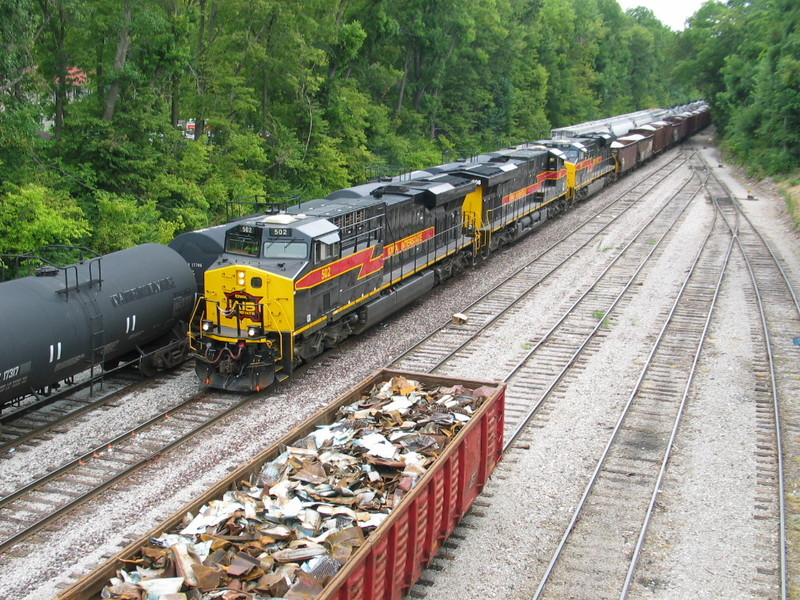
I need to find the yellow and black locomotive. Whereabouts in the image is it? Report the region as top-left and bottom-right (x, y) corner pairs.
(190, 143), (569, 391)
(189, 103), (709, 392)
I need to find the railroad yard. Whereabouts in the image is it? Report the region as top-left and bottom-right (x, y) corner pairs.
(1, 128), (799, 599)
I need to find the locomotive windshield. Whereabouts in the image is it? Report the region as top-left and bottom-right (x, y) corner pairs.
(263, 240), (308, 260)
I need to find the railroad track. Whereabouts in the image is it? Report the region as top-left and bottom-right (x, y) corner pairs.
(0, 387), (254, 553)
(390, 150), (695, 378)
(391, 153), (704, 450)
(2, 140), (796, 600)
(0, 364), (191, 458)
(409, 147), (800, 599)
(690, 166), (799, 599)
(530, 189), (734, 598)
(0, 349), (333, 556)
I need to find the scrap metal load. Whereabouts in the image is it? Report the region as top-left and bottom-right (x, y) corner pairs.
(60, 370), (505, 600)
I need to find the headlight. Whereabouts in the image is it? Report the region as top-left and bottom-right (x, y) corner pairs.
(247, 326), (262, 337)
(201, 320), (214, 332)
(237, 270), (246, 285)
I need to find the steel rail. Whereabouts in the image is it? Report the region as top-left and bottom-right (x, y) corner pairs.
(503, 166), (704, 450)
(0, 350), (189, 423)
(0, 391), (253, 553)
(531, 178), (727, 598)
(0, 367), (189, 456)
(704, 168), (789, 600)
(619, 197), (735, 597)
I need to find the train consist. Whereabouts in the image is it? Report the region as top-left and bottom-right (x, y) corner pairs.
(0, 103), (709, 411)
(190, 103), (710, 392)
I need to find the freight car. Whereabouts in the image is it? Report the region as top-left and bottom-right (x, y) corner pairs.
(169, 224), (232, 294)
(190, 103), (710, 392)
(0, 243), (197, 411)
(57, 369), (505, 600)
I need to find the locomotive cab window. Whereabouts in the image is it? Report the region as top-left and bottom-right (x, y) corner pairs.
(314, 241), (334, 264)
(226, 227), (262, 256)
(263, 240), (308, 260)
(314, 235), (341, 264)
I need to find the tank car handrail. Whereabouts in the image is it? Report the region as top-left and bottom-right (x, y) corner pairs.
(0, 244), (99, 286)
(88, 257), (102, 291)
(60, 265), (80, 301)
(58, 255), (104, 300)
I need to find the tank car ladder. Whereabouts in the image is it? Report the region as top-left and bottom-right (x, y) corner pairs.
(84, 296), (106, 396)
(83, 257), (106, 396)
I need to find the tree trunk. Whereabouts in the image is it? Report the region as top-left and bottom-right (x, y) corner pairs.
(171, 73), (180, 128)
(39, 0), (70, 135)
(103, 1), (132, 121)
(170, 0), (180, 127)
(261, 66), (270, 129)
(396, 46), (412, 114)
(54, 39), (67, 134)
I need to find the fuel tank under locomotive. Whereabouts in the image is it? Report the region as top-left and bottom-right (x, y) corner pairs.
(0, 243), (197, 410)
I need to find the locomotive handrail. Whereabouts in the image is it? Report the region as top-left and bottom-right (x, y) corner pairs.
(187, 294), (207, 350)
(192, 294), (288, 368)
(264, 299), (287, 366)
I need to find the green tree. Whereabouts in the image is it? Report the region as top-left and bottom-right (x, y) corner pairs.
(0, 0), (40, 100)
(678, 0), (800, 174)
(0, 183), (91, 255)
(92, 191), (178, 253)
(673, 1), (740, 127)
(536, 0), (599, 126)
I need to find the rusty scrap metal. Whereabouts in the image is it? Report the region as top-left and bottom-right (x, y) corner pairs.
(102, 376), (493, 599)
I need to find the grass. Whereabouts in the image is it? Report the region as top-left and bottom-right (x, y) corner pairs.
(776, 174), (800, 230)
(592, 310), (611, 328)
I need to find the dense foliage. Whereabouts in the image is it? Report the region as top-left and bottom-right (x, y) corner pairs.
(0, 0), (697, 257)
(676, 0), (800, 176)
